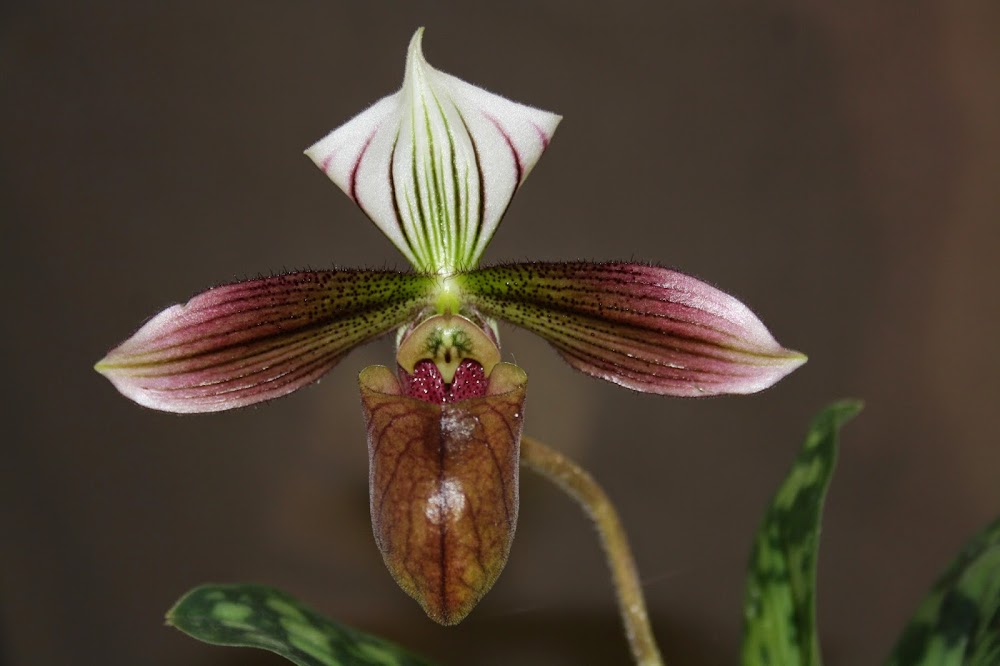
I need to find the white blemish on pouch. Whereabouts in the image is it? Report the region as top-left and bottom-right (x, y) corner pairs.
(425, 478), (466, 525)
(441, 407), (478, 443)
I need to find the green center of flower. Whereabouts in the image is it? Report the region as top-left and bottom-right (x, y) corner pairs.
(396, 313), (500, 383)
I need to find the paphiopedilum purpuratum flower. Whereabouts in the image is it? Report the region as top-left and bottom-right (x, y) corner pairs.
(96, 29), (805, 625)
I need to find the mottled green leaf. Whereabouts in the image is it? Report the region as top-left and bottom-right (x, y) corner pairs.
(885, 517), (1000, 666)
(741, 400), (863, 666)
(166, 583), (439, 666)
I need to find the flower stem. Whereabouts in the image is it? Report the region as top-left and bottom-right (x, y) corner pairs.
(520, 435), (665, 666)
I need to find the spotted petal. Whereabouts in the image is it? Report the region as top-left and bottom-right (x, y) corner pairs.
(306, 29), (561, 274)
(95, 270), (436, 413)
(456, 261), (806, 396)
(359, 363), (526, 625)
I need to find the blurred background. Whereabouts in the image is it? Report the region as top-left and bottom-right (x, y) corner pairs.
(2, 2), (999, 664)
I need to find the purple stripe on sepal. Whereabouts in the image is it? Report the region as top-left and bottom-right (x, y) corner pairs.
(95, 270), (435, 413)
(457, 261), (806, 397)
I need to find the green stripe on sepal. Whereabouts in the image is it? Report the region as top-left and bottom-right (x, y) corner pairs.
(167, 583), (439, 666)
(305, 30), (560, 274)
(741, 400), (863, 666)
(886, 516), (1000, 666)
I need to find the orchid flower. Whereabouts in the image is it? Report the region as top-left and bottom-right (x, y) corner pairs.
(96, 29), (805, 626)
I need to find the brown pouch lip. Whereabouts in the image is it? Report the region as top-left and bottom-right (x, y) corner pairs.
(359, 362), (527, 625)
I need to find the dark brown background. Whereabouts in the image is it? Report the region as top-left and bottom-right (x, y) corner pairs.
(3, 2), (999, 665)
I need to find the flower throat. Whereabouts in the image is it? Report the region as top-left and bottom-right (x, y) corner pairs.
(395, 313), (501, 405)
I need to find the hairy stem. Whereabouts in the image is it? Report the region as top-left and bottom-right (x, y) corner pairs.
(520, 435), (665, 666)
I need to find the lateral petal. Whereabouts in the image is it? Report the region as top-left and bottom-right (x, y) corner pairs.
(457, 262), (805, 396)
(95, 270), (435, 413)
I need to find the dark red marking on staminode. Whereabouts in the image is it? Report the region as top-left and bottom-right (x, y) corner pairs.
(402, 360), (488, 404)
(447, 361), (487, 402)
(401, 360), (446, 403)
